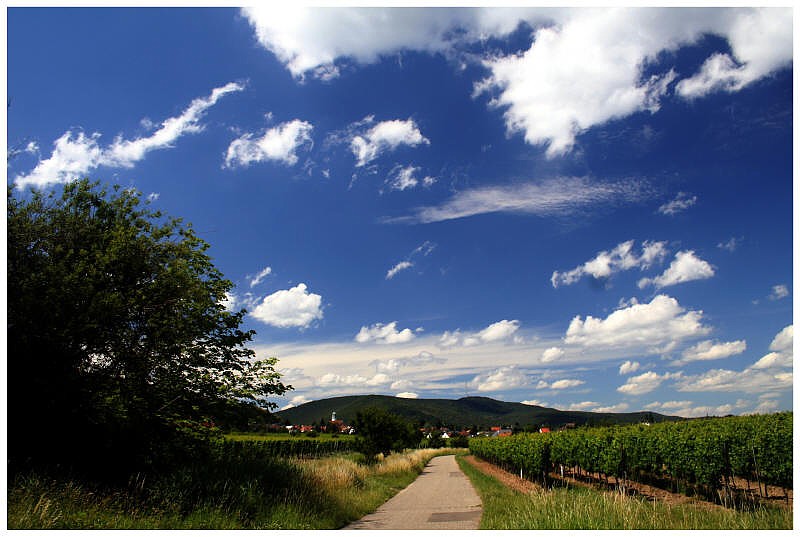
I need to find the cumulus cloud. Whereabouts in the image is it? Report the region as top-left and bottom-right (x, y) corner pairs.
(250, 283), (324, 328)
(676, 326), (792, 393)
(541, 347), (565, 363)
(592, 403), (631, 413)
(244, 8), (790, 156)
(396, 392), (419, 399)
(672, 339), (747, 366)
(551, 239), (667, 287)
(658, 192), (697, 215)
(565, 294), (710, 352)
(349, 118), (429, 167)
(769, 284), (790, 301)
(391, 380), (414, 391)
(750, 325), (792, 370)
(386, 176), (651, 225)
(617, 371), (680, 395)
(470, 365), (528, 392)
(15, 82), (244, 189)
(355, 321), (417, 344)
(675, 9), (792, 99)
(638, 251), (715, 289)
(224, 119), (313, 168)
(537, 378), (585, 390)
(249, 266), (273, 288)
(619, 360), (641, 375)
(442, 320), (521, 348)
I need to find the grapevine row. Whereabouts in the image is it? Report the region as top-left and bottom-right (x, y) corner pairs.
(216, 437), (355, 459)
(469, 412), (792, 501)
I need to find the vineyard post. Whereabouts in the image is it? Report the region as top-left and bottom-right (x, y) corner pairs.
(751, 444), (763, 498)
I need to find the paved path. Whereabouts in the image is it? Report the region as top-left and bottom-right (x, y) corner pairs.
(343, 455), (482, 530)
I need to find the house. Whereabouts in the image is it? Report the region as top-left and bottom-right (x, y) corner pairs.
(491, 428), (512, 437)
(539, 427), (551, 434)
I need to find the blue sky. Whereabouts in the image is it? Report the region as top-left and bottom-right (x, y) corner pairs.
(7, 6), (794, 418)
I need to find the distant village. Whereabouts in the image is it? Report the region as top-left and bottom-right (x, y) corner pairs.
(271, 411), (579, 438)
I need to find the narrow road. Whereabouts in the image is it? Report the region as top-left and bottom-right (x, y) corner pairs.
(343, 455), (482, 530)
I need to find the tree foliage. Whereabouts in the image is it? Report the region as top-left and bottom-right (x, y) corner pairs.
(7, 179), (290, 477)
(352, 407), (421, 462)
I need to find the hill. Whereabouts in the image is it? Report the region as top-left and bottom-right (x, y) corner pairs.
(274, 395), (680, 429)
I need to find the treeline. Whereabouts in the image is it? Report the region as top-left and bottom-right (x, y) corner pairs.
(470, 412), (792, 503)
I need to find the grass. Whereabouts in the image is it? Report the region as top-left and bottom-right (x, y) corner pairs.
(224, 431), (354, 442)
(7, 447), (465, 529)
(457, 456), (792, 530)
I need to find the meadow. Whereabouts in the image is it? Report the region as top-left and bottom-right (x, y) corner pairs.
(8, 442), (464, 529)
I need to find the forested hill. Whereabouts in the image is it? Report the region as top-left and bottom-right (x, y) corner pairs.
(274, 395), (680, 429)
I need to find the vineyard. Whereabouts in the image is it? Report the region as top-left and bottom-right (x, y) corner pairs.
(469, 412), (792, 506)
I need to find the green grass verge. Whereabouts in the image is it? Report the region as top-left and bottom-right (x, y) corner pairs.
(457, 456), (792, 530)
(7, 448), (462, 529)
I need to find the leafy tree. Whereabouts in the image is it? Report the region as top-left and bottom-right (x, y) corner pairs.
(352, 407), (421, 462)
(7, 180), (290, 477)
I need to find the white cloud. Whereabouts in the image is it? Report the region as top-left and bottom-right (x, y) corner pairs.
(541, 347), (565, 363)
(540, 378), (586, 390)
(350, 118), (429, 167)
(250, 283), (324, 328)
(386, 176), (650, 224)
(224, 119), (313, 168)
(372, 351), (445, 373)
(675, 368), (792, 394)
(470, 365), (528, 392)
(672, 339), (747, 366)
(638, 251), (714, 289)
(317, 372), (391, 388)
(619, 360), (641, 375)
(658, 192), (697, 215)
(592, 403), (631, 413)
(769, 284), (790, 301)
(521, 399), (548, 407)
(15, 82), (244, 189)
(443, 320), (521, 347)
(644, 399), (742, 418)
(355, 321), (417, 344)
(395, 392), (418, 399)
(750, 325), (792, 369)
(146, 192), (160, 202)
(243, 8), (790, 156)
(675, 9), (792, 99)
(565, 294), (710, 352)
(386, 164), (435, 192)
(551, 239), (667, 287)
(385, 261), (414, 280)
(565, 401), (598, 411)
(280, 394), (313, 411)
(617, 371), (679, 395)
(249, 266), (273, 288)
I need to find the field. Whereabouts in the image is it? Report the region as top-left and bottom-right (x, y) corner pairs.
(8, 443), (464, 529)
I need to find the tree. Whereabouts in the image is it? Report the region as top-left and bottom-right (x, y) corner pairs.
(352, 407), (421, 462)
(7, 180), (290, 477)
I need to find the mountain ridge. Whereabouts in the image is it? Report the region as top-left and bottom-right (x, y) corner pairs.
(274, 394), (680, 429)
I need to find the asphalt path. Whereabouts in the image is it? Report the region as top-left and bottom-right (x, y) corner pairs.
(342, 455), (483, 530)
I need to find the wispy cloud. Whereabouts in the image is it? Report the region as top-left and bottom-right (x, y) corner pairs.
(385, 240), (437, 280)
(658, 192), (697, 215)
(384, 177), (651, 224)
(15, 82), (245, 189)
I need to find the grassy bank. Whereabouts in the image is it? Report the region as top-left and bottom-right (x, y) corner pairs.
(457, 456), (792, 530)
(8, 447), (464, 529)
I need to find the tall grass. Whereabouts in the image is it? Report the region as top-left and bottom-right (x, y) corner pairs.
(8, 447), (463, 529)
(457, 456), (792, 530)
